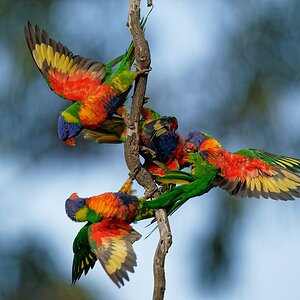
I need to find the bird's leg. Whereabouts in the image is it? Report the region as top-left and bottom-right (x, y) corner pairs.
(135, 63), (152, 75)
(119, 177), (134, 194)
(129, 164), (142, 180)
(143, 96), (150, 105)
(140, 146), (157, 159)
(116, 105), (128, 118)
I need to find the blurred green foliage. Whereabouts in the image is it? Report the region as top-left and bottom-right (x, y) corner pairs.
(0, 238), (98, 300)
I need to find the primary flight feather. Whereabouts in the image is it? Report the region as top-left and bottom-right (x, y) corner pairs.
(24, 21), (144, 145)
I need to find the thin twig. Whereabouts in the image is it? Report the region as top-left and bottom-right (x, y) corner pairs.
(126, 1), (172, 300)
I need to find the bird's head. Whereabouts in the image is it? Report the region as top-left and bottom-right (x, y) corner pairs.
(58, 114), (83, 146)
(185, 130), (208, 153)
(65, 193), (88, 222)
(185, 130), (222, 159)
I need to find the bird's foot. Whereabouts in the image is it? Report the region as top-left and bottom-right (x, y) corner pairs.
(129, 165), (142, 180)
(143, 96), (150, 105)
(140, 146), (157, 159)
(116, 106), (128, 118)
(135, 64), (152, 75)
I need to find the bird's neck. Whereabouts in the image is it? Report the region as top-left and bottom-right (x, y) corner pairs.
(189, 153), (219, 180)
(62, 102), (81, 124)
(74, 205), (89, 222)
(199, 138), (222, 161)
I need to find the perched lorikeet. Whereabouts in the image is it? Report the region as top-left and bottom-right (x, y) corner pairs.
(24, 21), (145, 146)
(65, 191), (160, 287)
(83, 107), (188, 177)
(149, 130), (300, 215)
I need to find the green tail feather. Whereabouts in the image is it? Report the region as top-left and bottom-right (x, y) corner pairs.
(105, 54), (124, 76)
(117, 15), (149, 71)
(145, 185), (187, 216)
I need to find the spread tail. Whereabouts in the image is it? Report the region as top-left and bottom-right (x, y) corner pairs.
(118, 11), (151, 70)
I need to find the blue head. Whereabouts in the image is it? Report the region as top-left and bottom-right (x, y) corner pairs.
(185, 130), (207, 153)
(65, 193), (87, 222)
(58, 115), (83, 146)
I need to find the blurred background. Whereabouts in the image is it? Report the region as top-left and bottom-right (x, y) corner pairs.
(1, 0), (300, 299)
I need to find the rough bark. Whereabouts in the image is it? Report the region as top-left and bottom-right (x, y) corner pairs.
(125, 1), (172, 299)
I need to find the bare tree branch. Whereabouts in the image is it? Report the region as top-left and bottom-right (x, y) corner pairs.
(126, 0), (156, 198)
(152, 209), (173, 300)
(126, 1), (172, 299)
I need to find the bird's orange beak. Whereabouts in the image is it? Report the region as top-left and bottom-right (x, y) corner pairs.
(65, 137), (76, 146)
(70, 192), (79, 199)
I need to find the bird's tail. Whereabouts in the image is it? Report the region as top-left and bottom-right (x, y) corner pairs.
(118, 11), (150, 70)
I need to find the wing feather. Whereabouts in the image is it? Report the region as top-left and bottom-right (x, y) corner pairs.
(25, 22), (107, 101)
(88, 219), (141, 287)
(214, 149), (300, 200)
(71, 224), (97, 284)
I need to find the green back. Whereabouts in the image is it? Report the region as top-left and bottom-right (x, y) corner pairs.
(146, 153), (219, 215)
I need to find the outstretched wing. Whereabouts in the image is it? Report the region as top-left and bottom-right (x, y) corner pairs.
(72, 224), (97, 284)
(24, 22), (107, 101)
(88, 219), (141, 287)
(214, 149), (300, 200)
(242, 149), (300, 173)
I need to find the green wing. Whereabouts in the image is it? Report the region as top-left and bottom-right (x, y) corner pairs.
(104, 54), (125, 79)
(235, 149), (300, 173)
(72, 224), (97, 284)
(215, 148), (300, 200)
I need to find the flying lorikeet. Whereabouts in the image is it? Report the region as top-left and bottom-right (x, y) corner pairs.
(24, 21), (145, 146)
(65, 190), (168, 287)
(149, 130), (300, 215)
(83, 107), (188, 177)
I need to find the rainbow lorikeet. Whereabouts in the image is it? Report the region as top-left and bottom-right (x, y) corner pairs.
(149, 130), (300, 215)
(83, 107), (188, 177)
(24, 22), (144, 146)
(65, 191), (162, 287)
